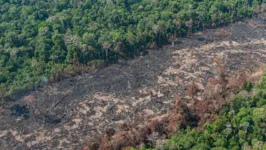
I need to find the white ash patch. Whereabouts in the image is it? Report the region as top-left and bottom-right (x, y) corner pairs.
(132, 95), (151, 107)
(116, 104), (130, 113)
(143, 109), (155, 117)
(93, 93), (120, 102)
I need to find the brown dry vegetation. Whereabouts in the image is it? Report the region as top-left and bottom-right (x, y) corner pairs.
(82, 69), (254, 150)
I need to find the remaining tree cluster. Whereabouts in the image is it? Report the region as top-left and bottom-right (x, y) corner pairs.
(138, 77), (266, 150)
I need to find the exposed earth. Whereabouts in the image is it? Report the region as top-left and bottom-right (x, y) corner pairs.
(2, 14), (266, 150)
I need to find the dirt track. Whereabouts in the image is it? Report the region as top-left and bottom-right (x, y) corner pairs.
(1, 14), (266, 150)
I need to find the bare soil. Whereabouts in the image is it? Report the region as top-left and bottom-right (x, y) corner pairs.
(1, 14), (266, 150)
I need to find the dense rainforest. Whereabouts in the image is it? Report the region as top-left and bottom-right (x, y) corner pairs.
(0, 0), (265, 96)
(138, 77), (266, 150)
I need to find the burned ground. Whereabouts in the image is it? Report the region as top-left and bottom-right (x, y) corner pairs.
(1, 14), (266, 150)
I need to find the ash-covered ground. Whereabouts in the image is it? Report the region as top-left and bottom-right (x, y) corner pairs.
(1, 14), (266, 150)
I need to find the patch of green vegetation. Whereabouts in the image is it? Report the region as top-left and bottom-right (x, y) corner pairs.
(0, 0), (265, 96)
(140, 76), (266, 150)
(244, 81), (253, 92)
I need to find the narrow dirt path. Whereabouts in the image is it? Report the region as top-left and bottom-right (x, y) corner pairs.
(1, 14), (266, 150)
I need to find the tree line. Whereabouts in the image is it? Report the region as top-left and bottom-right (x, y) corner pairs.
(0, 0), (265, 96)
